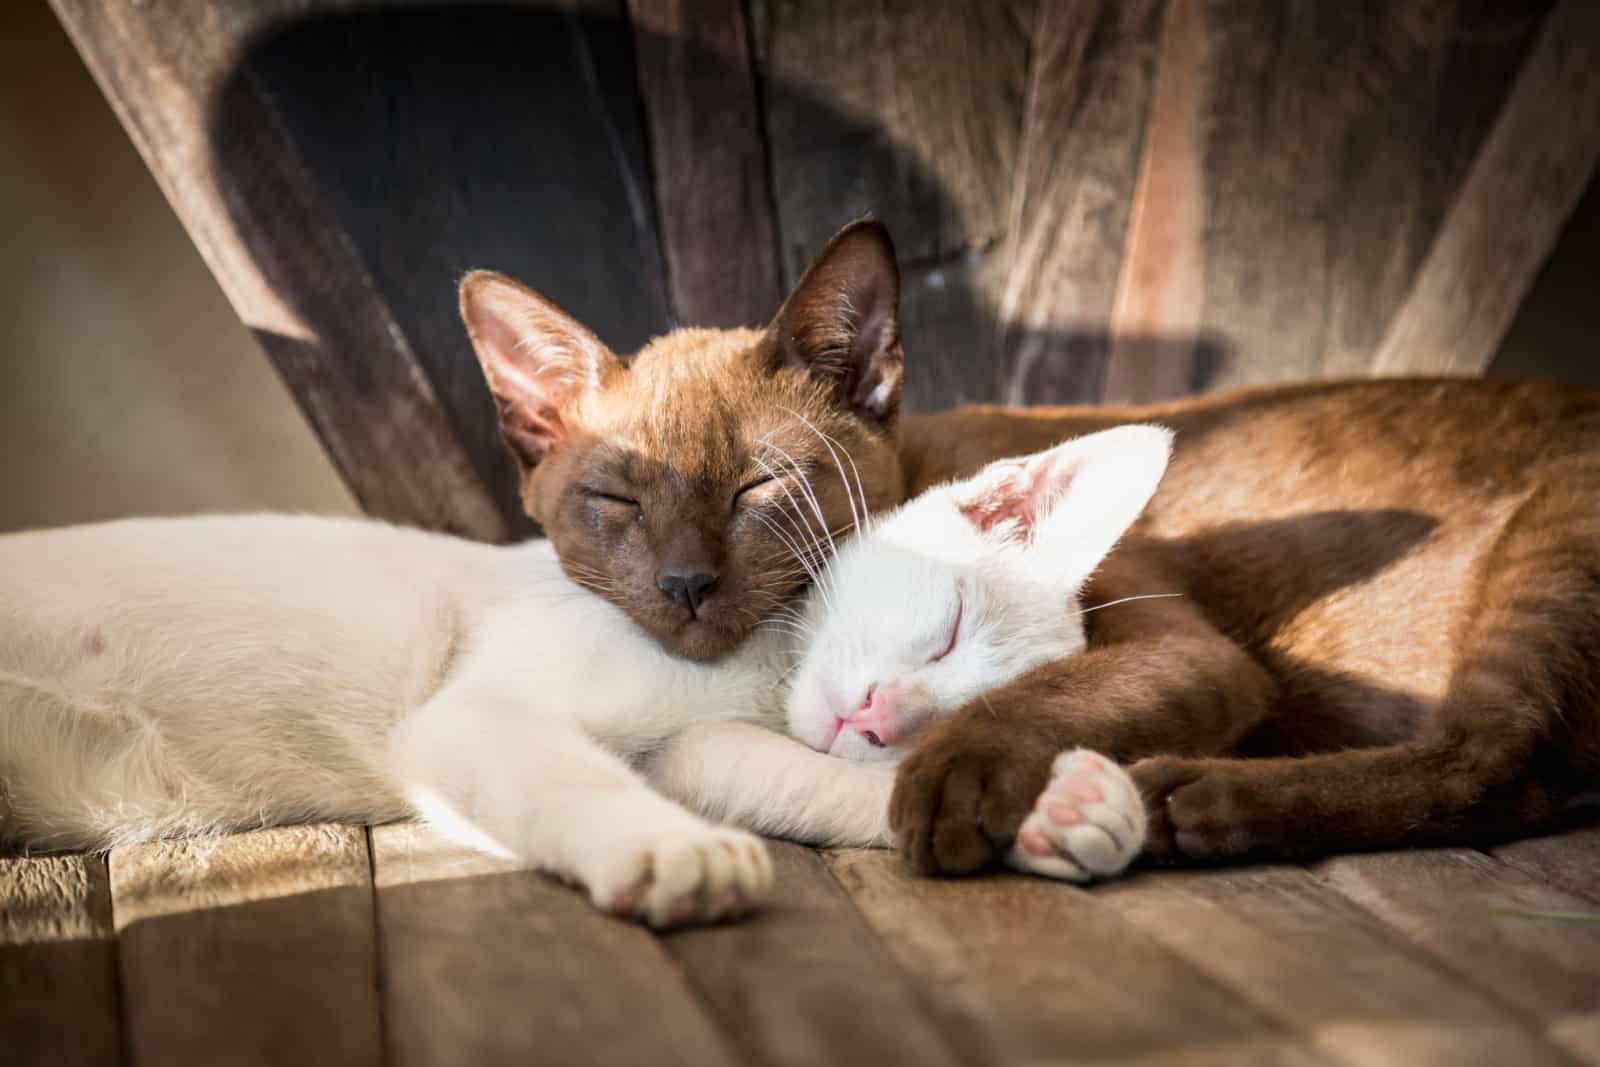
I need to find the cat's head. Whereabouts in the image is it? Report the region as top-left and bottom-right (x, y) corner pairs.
(460, 221), (906, 662)
(785, 425), (1173, 762)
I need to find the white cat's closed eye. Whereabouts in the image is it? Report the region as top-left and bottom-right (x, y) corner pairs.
(929, 594), (963, 663)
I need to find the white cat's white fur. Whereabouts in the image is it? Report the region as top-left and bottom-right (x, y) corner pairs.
(0, 426), (1170, 924)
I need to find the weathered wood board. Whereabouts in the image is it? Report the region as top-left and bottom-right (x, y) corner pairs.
(109, 825), (382, 1067)
(369, 821), (740, 1067)
(0, 853), (122, 1067)
(825, 849), (1322, 1066)
(1317, 847), (1600, 1063)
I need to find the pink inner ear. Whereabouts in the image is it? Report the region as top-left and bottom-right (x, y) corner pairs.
(958, 456), (1074, 538)
(498, 396), (566, 461)
(959, 474), (1032, 534)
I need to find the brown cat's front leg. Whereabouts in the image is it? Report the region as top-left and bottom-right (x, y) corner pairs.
(890, 622), (1275, 875)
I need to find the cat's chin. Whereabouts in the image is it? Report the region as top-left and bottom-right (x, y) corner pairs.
(654, 617), (746, 663)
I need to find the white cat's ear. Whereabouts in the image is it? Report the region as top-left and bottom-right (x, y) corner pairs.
(459, 271), (622, 469)
(767, 218), (903, 426)
(954, 424), (1173, 585)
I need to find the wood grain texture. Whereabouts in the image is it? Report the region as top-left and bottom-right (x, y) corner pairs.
(110, 824), (382, 1067)
(1493, 824), (1600, 906)
(47, 0), (509, 541)
(661, 842), (961, 1067)
(824, 850), (1322, 1066)
(751, 0), (1035, 276)
(1371, 0), (1600, 376)
(900, 252), (1011, 412)
(370, 821), (739, 1067)
(1317, 848), (1600, 1064)
(629, 0), (784, 328)
(995, 0), (1167, 406)
(1314, 1), (1552, 379)
(1099, 863), (1573, 1066)
(1103, 0), (1207, 405)
(1193, 0), (1548, 390)
(750, 0), (1032, 404)
(211, 0), (672, 538)
(0, 853), (121, 1067)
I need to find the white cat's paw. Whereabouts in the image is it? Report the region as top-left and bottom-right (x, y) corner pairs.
(585, 824), (773, 929)
(1007, 748), (1146, 883)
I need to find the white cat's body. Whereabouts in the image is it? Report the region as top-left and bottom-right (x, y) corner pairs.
(0, 515), (785, 923)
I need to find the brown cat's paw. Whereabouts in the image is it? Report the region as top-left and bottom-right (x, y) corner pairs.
(890, 734), (1051, 875)
(1131, 756), (1270, 862)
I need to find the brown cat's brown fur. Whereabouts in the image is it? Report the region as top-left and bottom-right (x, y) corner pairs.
(892, 379), (1600, 872)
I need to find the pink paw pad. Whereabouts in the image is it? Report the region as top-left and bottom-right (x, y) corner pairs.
(1066, 778), (1104, 804)
(1019, 828), (1053, 857)
(608, 889), (640, 915)
(1047, 802), (1085, 826)
(668, 894), (699, 925)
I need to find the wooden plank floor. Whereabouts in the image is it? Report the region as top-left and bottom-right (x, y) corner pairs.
(5, 823), (1598, 1067)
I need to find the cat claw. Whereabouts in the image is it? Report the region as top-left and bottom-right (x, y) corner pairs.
(1006, 748), (1146, 883)
(587, 824), (773, 929)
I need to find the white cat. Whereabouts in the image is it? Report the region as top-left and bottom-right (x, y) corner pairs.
(650, 423), (1167, 882)
(0, 426), (1167, 926)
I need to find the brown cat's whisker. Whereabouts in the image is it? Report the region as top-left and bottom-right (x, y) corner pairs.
(751, 512), (827, 597)
(755, 442), (838, 558)
(781, 406), (874, 534)
(753, 451), (834, 565)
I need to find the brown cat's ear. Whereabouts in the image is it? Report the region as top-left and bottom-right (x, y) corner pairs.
(767, 219), (903, 426)
(459, 271), (621, 469)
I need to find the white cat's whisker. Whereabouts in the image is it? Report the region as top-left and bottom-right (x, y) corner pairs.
(1072, 593), (1185, 616)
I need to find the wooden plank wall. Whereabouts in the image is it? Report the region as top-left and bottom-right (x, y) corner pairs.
(51, 0), (1600, 527)
(641, 0), (1597, 418)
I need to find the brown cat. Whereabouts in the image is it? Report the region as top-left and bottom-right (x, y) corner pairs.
(892, 380), (1600, 872)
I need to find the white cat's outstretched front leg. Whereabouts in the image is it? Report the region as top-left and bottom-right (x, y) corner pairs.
(651, 721), (896, 848)
(388, 672), (771, 928)
(1007, 749), (1146, 882)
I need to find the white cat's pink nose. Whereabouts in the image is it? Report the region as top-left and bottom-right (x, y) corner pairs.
(845, 683), (899, 747)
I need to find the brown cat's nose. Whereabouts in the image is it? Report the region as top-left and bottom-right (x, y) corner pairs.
(657, 569), (719, 615)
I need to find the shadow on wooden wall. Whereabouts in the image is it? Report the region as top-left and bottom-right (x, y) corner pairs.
(49, 0), (1600, 541)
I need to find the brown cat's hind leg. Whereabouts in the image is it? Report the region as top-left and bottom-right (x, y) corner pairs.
(1137, 479), (1600, 862)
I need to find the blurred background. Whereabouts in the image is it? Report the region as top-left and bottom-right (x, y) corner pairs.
(1, 1), (356, 530)
(3, 0), (1596, 538)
